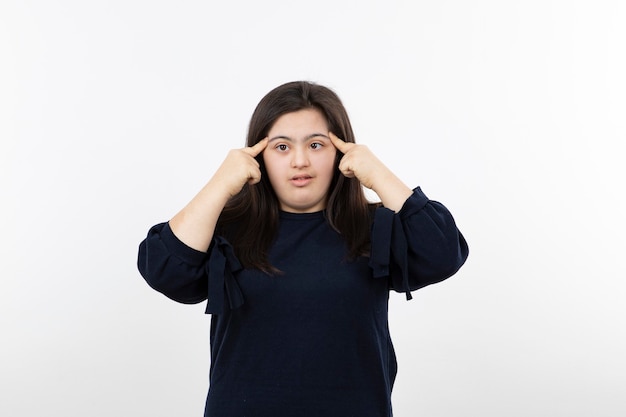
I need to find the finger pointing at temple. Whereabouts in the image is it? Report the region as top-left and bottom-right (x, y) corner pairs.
(329, 132), (354, 154)
(244, 137), (269, 157)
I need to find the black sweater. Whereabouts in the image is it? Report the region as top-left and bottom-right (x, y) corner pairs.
(137, 187), (468, 416)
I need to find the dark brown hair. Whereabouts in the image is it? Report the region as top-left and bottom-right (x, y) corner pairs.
(217, 81), (375, 273)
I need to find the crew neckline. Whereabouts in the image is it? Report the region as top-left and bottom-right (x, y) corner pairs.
(279, 210), (326, 220)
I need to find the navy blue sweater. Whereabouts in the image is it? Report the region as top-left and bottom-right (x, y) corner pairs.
(137, 187), (468, 416)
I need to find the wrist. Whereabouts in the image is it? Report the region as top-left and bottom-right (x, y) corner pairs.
(372, 171), (412, 213)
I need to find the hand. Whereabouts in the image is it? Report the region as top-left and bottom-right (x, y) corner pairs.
(329, 132), (413, 211)
(329, 132), (385, 190)
(213, 138), (269, 197)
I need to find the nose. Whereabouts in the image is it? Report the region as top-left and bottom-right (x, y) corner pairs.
(291, 146), (310, 168)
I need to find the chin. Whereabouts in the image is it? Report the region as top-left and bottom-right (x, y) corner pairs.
(283, 199), (324, 213)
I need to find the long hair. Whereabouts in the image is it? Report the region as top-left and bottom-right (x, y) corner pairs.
(217, 81), (374, 273)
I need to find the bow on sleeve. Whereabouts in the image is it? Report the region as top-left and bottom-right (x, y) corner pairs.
(369, 207), (413, 301)
(205, 236), (245, 314)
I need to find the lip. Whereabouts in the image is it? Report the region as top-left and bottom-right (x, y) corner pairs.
(290, 175), (313, 186)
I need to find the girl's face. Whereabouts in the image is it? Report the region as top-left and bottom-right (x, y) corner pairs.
(263, 108), (337, 213)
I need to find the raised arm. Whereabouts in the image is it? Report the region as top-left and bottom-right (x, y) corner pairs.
(329, 132), (468, 293)
(168, 138), (268, 251)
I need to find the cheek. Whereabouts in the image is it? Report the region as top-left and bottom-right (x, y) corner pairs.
(317, 153), (337, 178)
(326, 150), (338, 171)
(262, 153), (284, 184)
(262, 153), (276, 174)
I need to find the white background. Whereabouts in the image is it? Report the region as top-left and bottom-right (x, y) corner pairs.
(2, 0), (625, 416)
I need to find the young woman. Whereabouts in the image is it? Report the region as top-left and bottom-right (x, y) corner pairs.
(137, 81), (469, 416)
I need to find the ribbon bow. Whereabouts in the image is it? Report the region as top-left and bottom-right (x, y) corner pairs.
(205, 236), (245, 314)
(369, 207), (413, 300)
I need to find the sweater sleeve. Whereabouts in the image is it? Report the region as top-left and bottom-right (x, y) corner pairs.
(369, 187), (469, 298)
(137, 222), (244, 314)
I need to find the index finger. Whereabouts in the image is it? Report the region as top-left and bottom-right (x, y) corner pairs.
(329, 132), (352, 153)
(245, 137), (269, 157)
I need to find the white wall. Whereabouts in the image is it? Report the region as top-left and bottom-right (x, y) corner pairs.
(2, 0), (624, 416)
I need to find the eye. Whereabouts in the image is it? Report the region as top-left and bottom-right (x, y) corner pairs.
(276, 144), (288, 152)
(310, 142), (323, 150)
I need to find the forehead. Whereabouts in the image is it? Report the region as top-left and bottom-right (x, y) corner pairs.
(268, 108), (328, 135)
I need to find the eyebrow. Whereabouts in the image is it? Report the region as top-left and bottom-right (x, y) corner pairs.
(268, 133), (330, 142)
